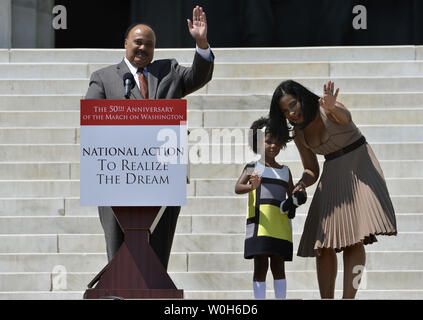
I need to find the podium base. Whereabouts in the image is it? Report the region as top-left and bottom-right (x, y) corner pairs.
(84, 288), (184, 299)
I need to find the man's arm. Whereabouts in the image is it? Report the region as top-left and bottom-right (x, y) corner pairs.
(85, 71), (106, 99)
(179, 5), (214, 96)
(175, 51), (214, 97)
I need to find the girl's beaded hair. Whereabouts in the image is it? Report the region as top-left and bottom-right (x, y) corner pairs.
(248, 116), (292, 154)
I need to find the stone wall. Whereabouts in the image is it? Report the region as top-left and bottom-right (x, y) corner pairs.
(0, 0), (55, 48)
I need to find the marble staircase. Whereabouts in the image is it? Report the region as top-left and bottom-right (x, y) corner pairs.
(0, 46), (422, 299)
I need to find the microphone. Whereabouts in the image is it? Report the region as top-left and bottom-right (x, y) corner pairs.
(123, 73), (135, 99)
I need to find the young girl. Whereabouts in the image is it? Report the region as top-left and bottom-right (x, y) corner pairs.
(235, 117), (306, 299)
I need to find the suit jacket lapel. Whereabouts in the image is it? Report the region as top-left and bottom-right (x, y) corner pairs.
(116, 59), (142, 100)
(130, 81), (143, 100)
(147, 61), (159, 99)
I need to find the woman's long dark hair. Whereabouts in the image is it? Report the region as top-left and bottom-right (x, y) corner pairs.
(269, 80), (320, 131)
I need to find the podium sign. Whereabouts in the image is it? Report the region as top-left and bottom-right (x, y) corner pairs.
(80, 99), (187, 206)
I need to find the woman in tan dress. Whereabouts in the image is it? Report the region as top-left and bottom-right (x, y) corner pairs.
(268, 80), (397, 299)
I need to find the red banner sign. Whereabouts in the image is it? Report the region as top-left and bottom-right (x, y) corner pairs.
(81, 99), (187, 126)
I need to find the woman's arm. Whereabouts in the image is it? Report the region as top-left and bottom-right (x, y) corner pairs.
(287, 168), (294, 196)
(319, 81), (351, 126)
(292, 135), (320, 194)
(324, 102), (352, 126)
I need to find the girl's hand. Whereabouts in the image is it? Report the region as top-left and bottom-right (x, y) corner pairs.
(319, 80), (339, 113)
(292, 181), (307, 198)
(249, 172), (262, 190)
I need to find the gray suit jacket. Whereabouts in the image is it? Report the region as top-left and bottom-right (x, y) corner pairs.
(83, 51), (213, 267)
(85, 51), (214, 100)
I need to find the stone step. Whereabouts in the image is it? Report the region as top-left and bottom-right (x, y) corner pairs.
(0, 111), (80, 127)
(180, 251), (423, 272)
(0, 235), (57, 253)
(0, 291), (85, 300)
(0, 289), (422, 300)
(8, 49), (125, 63)
(183, 196), (423, 215)
(2, 77), (423, 95)
(6, 46), (421, 63)
(55, 232), (422, 254)
(186, 93), (423, 110)
(92, 61), (423, 78)
(0, 79), (89, 95)
(191, 142), (423, 162)
(0, 273), (52, 291)
(0, 216), (104, 234)
(175, 233), (420, 254)
(0, 198), (67, 216)
(192, 178), (423, 197)
(1, 251), (422, 273)
(0, 269), (421, 291)
(4, 62), (331, 79)
(1, 142), (422, 162)
(0, 213), (418, 235)
(190, 160), (423, 180)
(186, 214), (421, 234)
(0, 63), (90, 79)
(0, 177), (420, 198)
(201, 108), (423, 127)
(0, 180), (80, 198)
(188, 125), (423, 143)
(185, 289), (423, 300)
(0, 145), (81, 162)
(0, 160), (420, 181)
(205, 77), (423, 94)
(0, 179), (196, 198)
(0, 253), (182, 273)
(0, 215), (189, 234)
(0, 253), (108, 273)
(3, 60), (423, 80)
(330, 61), (423, 77)
(0, 128), (78, 144)
(1, 108), (422, 128)
(1, 125), (422, 144)
(0, 50), (8, 63)
(91, 62), (331, 78)
(0, 163), (72, 180)
(141, 271), (423, 291)
(0, 232), (419, 254)
(0, 195), (419, 217)
(1, 93), (423, 111)
(0, 95), (83, 111)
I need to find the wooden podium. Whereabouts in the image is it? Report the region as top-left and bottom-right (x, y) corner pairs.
(84, 206), (183, 299)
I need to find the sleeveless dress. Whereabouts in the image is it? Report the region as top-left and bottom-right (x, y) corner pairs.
(244, 161), (293, 260)
(296, 107), (397, 257)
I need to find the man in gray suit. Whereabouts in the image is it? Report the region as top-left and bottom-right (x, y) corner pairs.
(85, 6), (214, 270)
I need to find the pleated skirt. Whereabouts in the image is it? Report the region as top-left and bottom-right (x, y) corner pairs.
(297, 143), (397, 257)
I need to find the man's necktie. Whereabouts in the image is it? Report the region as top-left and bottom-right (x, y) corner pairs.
(137, 68), (149, 99)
